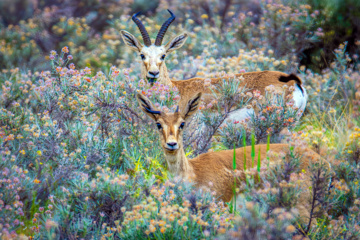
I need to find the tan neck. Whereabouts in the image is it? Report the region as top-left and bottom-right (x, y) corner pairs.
(159, 64), (172, 86)
(163, 146), (193, 179)
(141, 63), (173, 86)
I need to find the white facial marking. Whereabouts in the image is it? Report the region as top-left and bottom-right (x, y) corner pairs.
(141, 45), (166, 79)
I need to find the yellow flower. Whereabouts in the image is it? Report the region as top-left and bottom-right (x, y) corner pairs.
(201, 14), (208, 19)
(37, 150), (42, 156)
(62, 46), (69, 53)
(34, 179), (41, 184)
(68, 18), (75, 26)
(228, 11), (235, 17)
(286, 225), (296, 233)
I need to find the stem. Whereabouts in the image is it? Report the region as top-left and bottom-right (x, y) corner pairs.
(306, 168), (321, 234)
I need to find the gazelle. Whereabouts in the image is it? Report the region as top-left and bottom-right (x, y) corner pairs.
(121, 10), (308, 121)
(136, 92), (330, 223)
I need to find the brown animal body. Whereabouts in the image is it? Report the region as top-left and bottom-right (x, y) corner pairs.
(171, 71), (305, 111)
(136, 92), (329, 223)
(189, 144), (313, 202)
(121, 11), (308, 119)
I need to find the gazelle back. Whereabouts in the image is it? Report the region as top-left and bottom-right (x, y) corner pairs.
(123, 10), (308, 121)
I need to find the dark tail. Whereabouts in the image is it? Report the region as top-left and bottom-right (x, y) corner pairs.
(279, 73), (303, 95)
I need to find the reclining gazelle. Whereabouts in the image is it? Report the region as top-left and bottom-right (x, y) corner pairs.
(121, 10), (308, 122)
(136, 92), (330, 224)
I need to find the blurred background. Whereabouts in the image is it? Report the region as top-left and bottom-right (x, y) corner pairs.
(1, 0), (359, 73)
(2, 1), (360, 239)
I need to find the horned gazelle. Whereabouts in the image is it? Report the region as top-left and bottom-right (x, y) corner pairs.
(121, 10), (308, 121)
(136, 92), (330, 224)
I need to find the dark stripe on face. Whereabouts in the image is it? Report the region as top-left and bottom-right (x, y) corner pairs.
(169, 125), (174, 136)
(161, 128), (167, 140)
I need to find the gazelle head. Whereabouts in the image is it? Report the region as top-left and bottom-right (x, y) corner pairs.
(136, 92), (201, 155)
(121, 10), (188, 83)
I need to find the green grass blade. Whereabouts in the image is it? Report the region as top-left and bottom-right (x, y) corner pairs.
(251, 133), (255, 168)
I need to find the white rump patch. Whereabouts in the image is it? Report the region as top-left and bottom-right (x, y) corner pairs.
(293, 84), (308, 118)
(226, 108), (255, 124)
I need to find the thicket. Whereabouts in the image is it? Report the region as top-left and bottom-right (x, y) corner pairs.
(1, 0), (360, 239)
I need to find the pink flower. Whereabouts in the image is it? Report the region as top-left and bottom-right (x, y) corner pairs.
(173, 95), (180, 101)
(139, 79), (145, 87)
(84, 67), (91, 75)
(123, 69), (129, 76)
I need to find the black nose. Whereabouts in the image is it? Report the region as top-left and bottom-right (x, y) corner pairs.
(149, 71), (159, 77)
(167, 142), (177, 147)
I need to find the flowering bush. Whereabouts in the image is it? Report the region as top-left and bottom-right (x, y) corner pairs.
(0, 165), (29, 238)
(1, 0), (360, 239)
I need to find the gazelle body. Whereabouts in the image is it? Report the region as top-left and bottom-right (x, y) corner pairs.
(137, 92), (329, 223)
(121, 11), (308, 121)
(171, 71), (308, 121)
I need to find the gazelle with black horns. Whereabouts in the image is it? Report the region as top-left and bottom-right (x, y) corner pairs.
(136, 92), (330, 224)
(122, 10), (308, 121)
(120, 10), (186, 85)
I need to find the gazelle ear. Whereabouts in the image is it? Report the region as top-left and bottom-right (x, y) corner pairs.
(136, 93), (161, 121)
(182, 92), (202, 120)
(165, 33), (188, 53)
(120, 30), (143, 52)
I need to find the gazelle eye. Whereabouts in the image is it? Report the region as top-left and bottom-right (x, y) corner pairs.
(179, 122), (185, 129)
(161, 54), (166, 60)
(156, 123), (162, 130)
(140, 54), (145, 60)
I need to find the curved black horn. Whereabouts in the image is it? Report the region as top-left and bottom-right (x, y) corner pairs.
(132, 12), (151, 46)
(145, 108), (161, 115)
(155, 9), (176, 46)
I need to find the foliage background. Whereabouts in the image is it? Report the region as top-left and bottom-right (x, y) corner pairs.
(1, 0), (360, 239)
